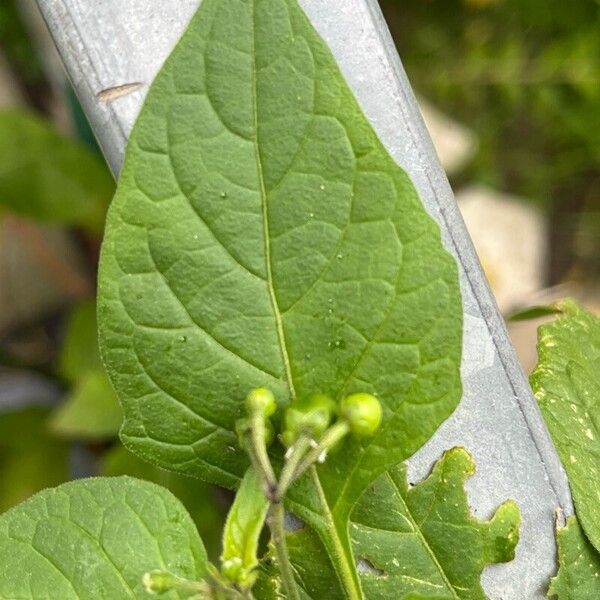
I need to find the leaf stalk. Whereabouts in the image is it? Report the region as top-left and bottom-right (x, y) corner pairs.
(268, 501), (302, 600)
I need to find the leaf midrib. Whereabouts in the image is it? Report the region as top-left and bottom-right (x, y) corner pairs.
(249, 4), (360, 599)
(250, 0), (296, 402)
(311, 468), (363, 600)
(387, 471), (459, 599)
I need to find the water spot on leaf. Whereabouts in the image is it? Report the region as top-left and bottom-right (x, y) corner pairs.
(328, 339), (346, 351)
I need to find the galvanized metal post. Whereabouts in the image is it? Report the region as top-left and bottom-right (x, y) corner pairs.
(35, 1), (573, 596)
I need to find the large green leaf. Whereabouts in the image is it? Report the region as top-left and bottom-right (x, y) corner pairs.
(98, 0), (462, 595)
(278, 448), (520, 600)
(102, 445), (228, 563)
(531, 300), (600, 553)
(0, 110), (114, 234)
(0, 477), (207, 599)
(549, 516), (600, 600)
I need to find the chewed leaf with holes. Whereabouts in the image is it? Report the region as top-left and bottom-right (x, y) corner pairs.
(0, 477), (207, 599)
(352, 448), (520, 599)
(531, 300), (600, 553)
(98, 0), (462, 595)
(549, 516), (600, 600)
(279, 448), (520, 599)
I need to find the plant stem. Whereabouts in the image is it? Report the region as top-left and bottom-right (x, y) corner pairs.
(292, 421), (350, 482)
(277, 436), (311, 498)
(143, 570), (213, 596)
(243, 414), (354, 599)
(268, 502), (301, 600)
(310, 468), (363, 600)
(246, 414), (277, 498)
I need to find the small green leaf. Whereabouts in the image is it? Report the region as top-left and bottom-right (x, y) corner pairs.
(0, 109), (114, 234)
(50, 370), (123, 439)
(281, 449), (520, 600)
(0, 476), (207, 599)
(508, 305), (562, 322)
(549, 516), (600, 599)
(221, 467), (269, 588)
(531, 299), (600, 552)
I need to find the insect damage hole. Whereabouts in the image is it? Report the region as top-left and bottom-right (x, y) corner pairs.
(357, 558), (386, 577)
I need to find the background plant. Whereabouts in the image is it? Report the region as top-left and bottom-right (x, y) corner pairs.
(382, 0), (600, 282)
(529, 301), (600, 598)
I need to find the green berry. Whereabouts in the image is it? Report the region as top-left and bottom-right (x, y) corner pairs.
(283, 393), (336, 445)
(340, 393), (382, 438)
(221, 557), (243, 582)
(281, 429), (297, 447)
(142, 570), (176, 595)
(245, 387), (277, 417)
(221, 558), (257, 589)
(235, 416), (274, 449)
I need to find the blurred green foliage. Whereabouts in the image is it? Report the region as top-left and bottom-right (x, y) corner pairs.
(51, 300), (122, 440)
(0, 407), (69, 512)
(382, 0), (600, 209)
(0, 103), (228, 556)
(0, 1), (41, 84)
(0, 110), (114, 234)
